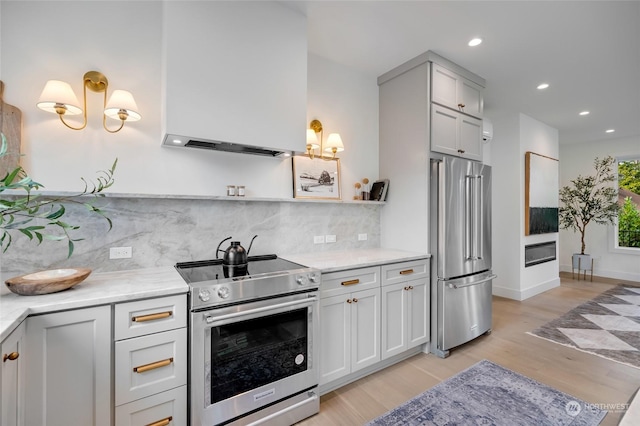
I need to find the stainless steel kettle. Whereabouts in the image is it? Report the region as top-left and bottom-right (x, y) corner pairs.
(216, 235), (258, 266)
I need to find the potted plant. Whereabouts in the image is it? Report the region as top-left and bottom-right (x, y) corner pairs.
(558, 156), (619, 273)
(0, 132), (116, 258)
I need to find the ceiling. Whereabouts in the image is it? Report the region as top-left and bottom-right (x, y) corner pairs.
(283, 0), (640, 145)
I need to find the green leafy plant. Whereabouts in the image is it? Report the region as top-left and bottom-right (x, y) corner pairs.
(0, 132), (116, 258)
(559, 156), (619, 255)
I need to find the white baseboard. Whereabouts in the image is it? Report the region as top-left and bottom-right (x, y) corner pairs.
(493, 277), (560, 301)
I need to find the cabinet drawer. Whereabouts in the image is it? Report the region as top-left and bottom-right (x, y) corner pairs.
(115, 385), (186, 426)
(321, 266), (380, 298)
(115, 295), (187, 340)
(382, 260), (429, 286)
(115, 328), (187, 406)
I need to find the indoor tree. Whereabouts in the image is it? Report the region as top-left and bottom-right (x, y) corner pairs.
(558, 156), (619, 255)
(0, 132), (116, 257)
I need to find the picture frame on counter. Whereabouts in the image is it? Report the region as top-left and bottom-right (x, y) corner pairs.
(292, 155), (341, 200)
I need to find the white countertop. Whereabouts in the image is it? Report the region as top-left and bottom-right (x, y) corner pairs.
(1, 249), (430, 341)
(0, 266), (188, 341)
(282, 248), (430, 273)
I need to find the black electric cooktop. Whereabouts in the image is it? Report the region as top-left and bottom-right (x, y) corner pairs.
(175, 255), (308, 283)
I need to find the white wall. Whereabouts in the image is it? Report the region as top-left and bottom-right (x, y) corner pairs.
(559, 135), (640, 281)
(0, 1), (379, 199)
(490, 113), (560, 300)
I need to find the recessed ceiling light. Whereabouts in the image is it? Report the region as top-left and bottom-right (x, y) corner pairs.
(579, 111), (590, 116)
(537, 83), (550, 90)
(468, 38), (482, 47)
(606, 129), (615, 133)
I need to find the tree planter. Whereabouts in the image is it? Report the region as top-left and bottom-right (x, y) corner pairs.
(572, 253), (593, 281)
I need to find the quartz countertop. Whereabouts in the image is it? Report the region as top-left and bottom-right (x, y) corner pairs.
(0, 266), (188, 341)
(281, 248), (430, 273)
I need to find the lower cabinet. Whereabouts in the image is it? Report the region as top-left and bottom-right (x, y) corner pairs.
(320, 259), (430, 391)
(114, 295), (187, 426)
(25, 306), (112, 426)
(1, 320), (25, 426)
(320, 287), (380, 385)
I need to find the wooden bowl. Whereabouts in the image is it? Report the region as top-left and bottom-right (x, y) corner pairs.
(5, 268), (92, 296)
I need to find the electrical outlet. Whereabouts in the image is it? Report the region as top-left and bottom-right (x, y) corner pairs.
(110, 246), (132, 259)
(325, 234), (337, 243)
(314, 235), (325, 244)
(358, 233), (368, 241)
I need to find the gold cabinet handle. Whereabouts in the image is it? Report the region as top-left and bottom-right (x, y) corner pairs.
(346, 299), (352, 304)
(399, 269), (414, 275)
(457, 149), (465, 154)
(352, 298), (358, 303)
(404, 286), (410, 291)
(341, 279), (360, 286)
(146, 416), (173, 426)
(409, 285), (414, 290)
(133, 357), (174, 373)
(458, 103), (465, 109)
(3, 352), (19, 362)
(132, 311), (173, 323)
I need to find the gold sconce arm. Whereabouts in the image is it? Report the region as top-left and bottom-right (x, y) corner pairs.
(307, 119), (344, 160)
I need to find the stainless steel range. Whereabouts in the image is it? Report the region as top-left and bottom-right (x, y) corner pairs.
(176, 254), (320, 426)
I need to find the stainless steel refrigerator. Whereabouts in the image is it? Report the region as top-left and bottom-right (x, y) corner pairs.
(430, 155), (496, 358)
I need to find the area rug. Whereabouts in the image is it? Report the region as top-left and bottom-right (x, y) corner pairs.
(367, 360), (605, 426)
(529, 284), (640, 369)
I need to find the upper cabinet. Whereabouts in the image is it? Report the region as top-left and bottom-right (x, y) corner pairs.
(431, 63), (483, 119)
(162, 1), (307, 153)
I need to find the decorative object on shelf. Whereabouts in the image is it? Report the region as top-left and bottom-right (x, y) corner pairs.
(37, 70), (141, 133)
(370, 179), (389, 201)
(0, 80), (22, 178)
(305, 119), (344, 159)
(354, 182), (362, 200)
(559, 156), (619, 271)
(5, 267), (92, 295)
(524, 152), (559, 235)
(292, 154), (341, 200)
(0, 132), (116, 257)
(361, 178), (370, 200)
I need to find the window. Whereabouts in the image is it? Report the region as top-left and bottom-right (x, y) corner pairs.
(616, 158), (640, 249)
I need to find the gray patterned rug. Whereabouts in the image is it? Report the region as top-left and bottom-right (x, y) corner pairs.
(367, 360), (606, 425)
(529, 284), (640, 369)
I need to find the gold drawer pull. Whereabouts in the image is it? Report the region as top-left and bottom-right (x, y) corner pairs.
(146, 416), (173, 426)
(133, 357), (174, 373)
(132, 311), (173, 323)
(399, 269), (414, 275)
(3, 352), (19, 362)
(341, 279), (360, 286)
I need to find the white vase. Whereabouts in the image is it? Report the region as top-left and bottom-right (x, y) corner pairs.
(572, 253), (593, 281)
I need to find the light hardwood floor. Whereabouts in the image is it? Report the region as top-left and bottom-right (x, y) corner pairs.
(299, 275), (640, 425)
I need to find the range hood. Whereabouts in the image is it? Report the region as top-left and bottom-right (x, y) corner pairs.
(162, 134), (293, 159)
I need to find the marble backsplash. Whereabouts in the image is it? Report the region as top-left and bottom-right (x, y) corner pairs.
(0, 195), (381, 280)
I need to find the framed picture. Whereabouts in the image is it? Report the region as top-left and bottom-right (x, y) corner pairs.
(525, 151), (559, 235)
(292, 155), (341, 200)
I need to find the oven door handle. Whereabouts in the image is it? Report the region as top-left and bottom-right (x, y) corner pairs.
(204, 295), (317, 324)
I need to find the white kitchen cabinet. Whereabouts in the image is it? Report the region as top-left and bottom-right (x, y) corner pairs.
(114, 295), (187, 425)
(25, 306), (111, 426)
(379, 50), (485, 252)
(431, 103), (483, 161)
(320, 268), (380, 385)
(381, 260), (430, 359)
(1, 321), (25, 426)
(432, 63), (483, 119)
(163, 1), (307, 153)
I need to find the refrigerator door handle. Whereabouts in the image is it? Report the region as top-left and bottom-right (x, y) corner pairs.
(476, 174), (483, 260)
(447, 274), (497, 289)
(465, 175), (473, 260)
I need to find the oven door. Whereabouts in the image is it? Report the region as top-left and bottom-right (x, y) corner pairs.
(191, 292), (319, 426)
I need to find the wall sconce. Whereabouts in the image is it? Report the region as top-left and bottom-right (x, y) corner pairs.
(306, 119), (344, 159)
(37, 71), (141, 133)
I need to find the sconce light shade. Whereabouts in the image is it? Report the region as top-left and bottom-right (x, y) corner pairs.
(306, 129), (320, 149)
(37, 80), (82, 115)
(324, 133), (344, 153)
(104, 90), (141, 121)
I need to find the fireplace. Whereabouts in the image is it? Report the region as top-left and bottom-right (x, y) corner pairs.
(525, 241), (556, 267)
